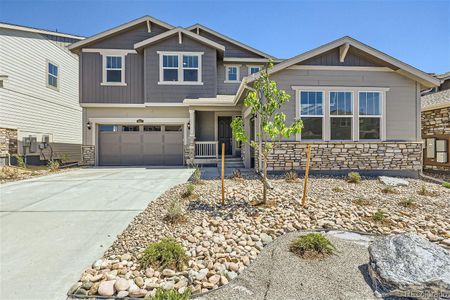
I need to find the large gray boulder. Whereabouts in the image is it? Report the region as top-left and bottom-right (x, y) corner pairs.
(368, 233), (450, 299)
(378, 176), (409, 187)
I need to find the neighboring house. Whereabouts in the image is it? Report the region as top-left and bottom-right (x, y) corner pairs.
(69, 15), (439, 177)
(421, 83), (450, 171)
(0, 23), (84, 166)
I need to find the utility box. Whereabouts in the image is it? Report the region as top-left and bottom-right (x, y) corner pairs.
(426, 138), (435, 158)
(29, 136), (37, 153)
(436, 140), (447, 152)
(436, 152), (448, 163)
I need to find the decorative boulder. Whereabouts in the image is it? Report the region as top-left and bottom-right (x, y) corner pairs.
(368, 233), (450, 299)
(378, 176), (409, 187)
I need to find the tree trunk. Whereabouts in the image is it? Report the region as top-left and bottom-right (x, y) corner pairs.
(262, 155), (267, 204)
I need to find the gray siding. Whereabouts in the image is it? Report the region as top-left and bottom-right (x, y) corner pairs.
(301, 48), (384, 67)
(217, 63), (263, 95)
(81, 52), (144, 103)
(86, 23), (168, 49)
(269, 69), (419, 141)
(144, 35), (217, 103)
(195, 111), (215, 141)
(197, 29), (264, 58)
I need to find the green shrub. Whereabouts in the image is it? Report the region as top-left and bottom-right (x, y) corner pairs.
(59, 153), (70, 163)
(15, 155), (25, 168)
(347, 172), (361, 183)
(332, 186), (344, 193)
(399, 197), (416, 208)
(443, 182), (450, 189)
(47, 160), (60, 172)
(285, 170), (298, 183)
(352, 197), (370, 206)
(289, 233), (335, 259)
(140, 238), (188, 271)
(381, 186), (398, 194)
(181, 183), (194, 198)
(146, 288), (191, 300)
(372, 210), (385, 222)
(417, 185), (438, 197)
(164, 198), (186, 224)
(191, 167), (202, 184)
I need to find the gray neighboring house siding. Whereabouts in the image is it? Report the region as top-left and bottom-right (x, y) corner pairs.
(144, 35), (217, 103)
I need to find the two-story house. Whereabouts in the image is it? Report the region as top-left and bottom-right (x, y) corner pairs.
(69, 15), (439, 177)
(0, 23), (84, 166)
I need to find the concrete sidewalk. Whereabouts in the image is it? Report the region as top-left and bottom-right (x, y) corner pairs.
(0, 167), (193, 300)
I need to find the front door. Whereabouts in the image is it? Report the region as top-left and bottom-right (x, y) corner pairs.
(218, 116), (233, 155)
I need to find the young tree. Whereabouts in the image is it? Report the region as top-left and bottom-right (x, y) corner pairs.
(231, 62), (303, 204)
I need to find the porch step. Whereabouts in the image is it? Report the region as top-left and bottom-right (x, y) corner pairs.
(218, 157), (245, 169)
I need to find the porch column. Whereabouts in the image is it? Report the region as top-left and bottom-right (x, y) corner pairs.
(189, 109), (195, 138)
(186, 109), (196, 166)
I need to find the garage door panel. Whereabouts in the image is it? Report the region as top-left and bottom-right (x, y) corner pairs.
(99, 125), (184, 166)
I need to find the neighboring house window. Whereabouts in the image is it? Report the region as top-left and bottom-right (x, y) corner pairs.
(101, 55), (125, 86)
(158, 51), (203, 85)
(359, 92), (381, 140)
(225, 65), (240, 82)
(330, 91), (353, 140)
(248, 66), (261, 75)
(47, 62), (58, 89)
(299, 91), (323, 140)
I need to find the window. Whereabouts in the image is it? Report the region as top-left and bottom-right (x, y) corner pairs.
(122, 125), (139, 132)
(225, 65), (240, 82)
(103, 55), (125, 85)
(183, 55), (199, 82)
(359, 92), (381, 140)
(99, 125), (118, 132)
(330, 91), (353, 140)
(144, 125), (161, 132)
(158, 52), (203, 84)
(47, 62), (58, 89)
(165, 125), (182, 132)
(299, 91), (323, 140)
(248, 66), (261, 75)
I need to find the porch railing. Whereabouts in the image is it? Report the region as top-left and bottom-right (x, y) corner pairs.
(195, 141), (218, 158)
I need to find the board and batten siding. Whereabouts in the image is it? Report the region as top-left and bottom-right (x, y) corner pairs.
(80, 52), (144, 103)
(0, 28), (81, 160)
(144, 35), (217, 103)
(270, 68), (420, 141)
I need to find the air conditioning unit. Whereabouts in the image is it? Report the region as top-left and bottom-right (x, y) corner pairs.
(436, 152), (448, 163)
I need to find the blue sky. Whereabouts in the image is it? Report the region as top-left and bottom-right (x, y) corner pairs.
(1, 0), (449, 73)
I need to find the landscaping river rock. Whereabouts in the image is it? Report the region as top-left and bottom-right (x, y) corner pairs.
(68, 175), (450, 298)
(368, 233), (450, 299)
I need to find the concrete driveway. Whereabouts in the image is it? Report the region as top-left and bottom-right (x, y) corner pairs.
(0, 167), (193, 300)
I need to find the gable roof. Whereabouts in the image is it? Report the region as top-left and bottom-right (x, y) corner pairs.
(243, 36), (440, 89)
(0, 22), (84, 40)
(422, 89), (450, 111)
(134, 27), (225, 52)
(69, 16), (174, 51)
(186, 24), (275, 60)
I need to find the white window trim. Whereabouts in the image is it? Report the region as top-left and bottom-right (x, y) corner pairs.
(224, 65), (241, 83)
(46, 60), (59, 91)
(358, 91), (386, 141)
(294, 86), (389, 142)
(297, 90), (325, 141)
(329, 91), (354, 141)
(101, 55), (126, 86)
(247, 65), (263, 76)
(157, 51), (204, 85)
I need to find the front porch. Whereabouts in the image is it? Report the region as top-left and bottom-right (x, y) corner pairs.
(187, 109), (245, 167)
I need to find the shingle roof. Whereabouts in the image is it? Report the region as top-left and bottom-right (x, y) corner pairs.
(436, 72), (450, 80)
(421, 89), (450, 110)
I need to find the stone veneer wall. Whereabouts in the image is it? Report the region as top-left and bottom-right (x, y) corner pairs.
(421, 106), (450, 171)
(255, 142), (423, 172)
(422, 107), (450, 136)
(81, 145), (95, 166)
(0, 128), (18, 165)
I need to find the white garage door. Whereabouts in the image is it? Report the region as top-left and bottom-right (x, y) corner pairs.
(98, 125), (184, 166)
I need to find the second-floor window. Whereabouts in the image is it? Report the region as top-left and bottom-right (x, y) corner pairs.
(225, 65), (240, 83)
(248, 66), (261, 75)
(47, 61), (58, 89)
(102, 55), (126, 85)
(158, 52), (203, 85)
